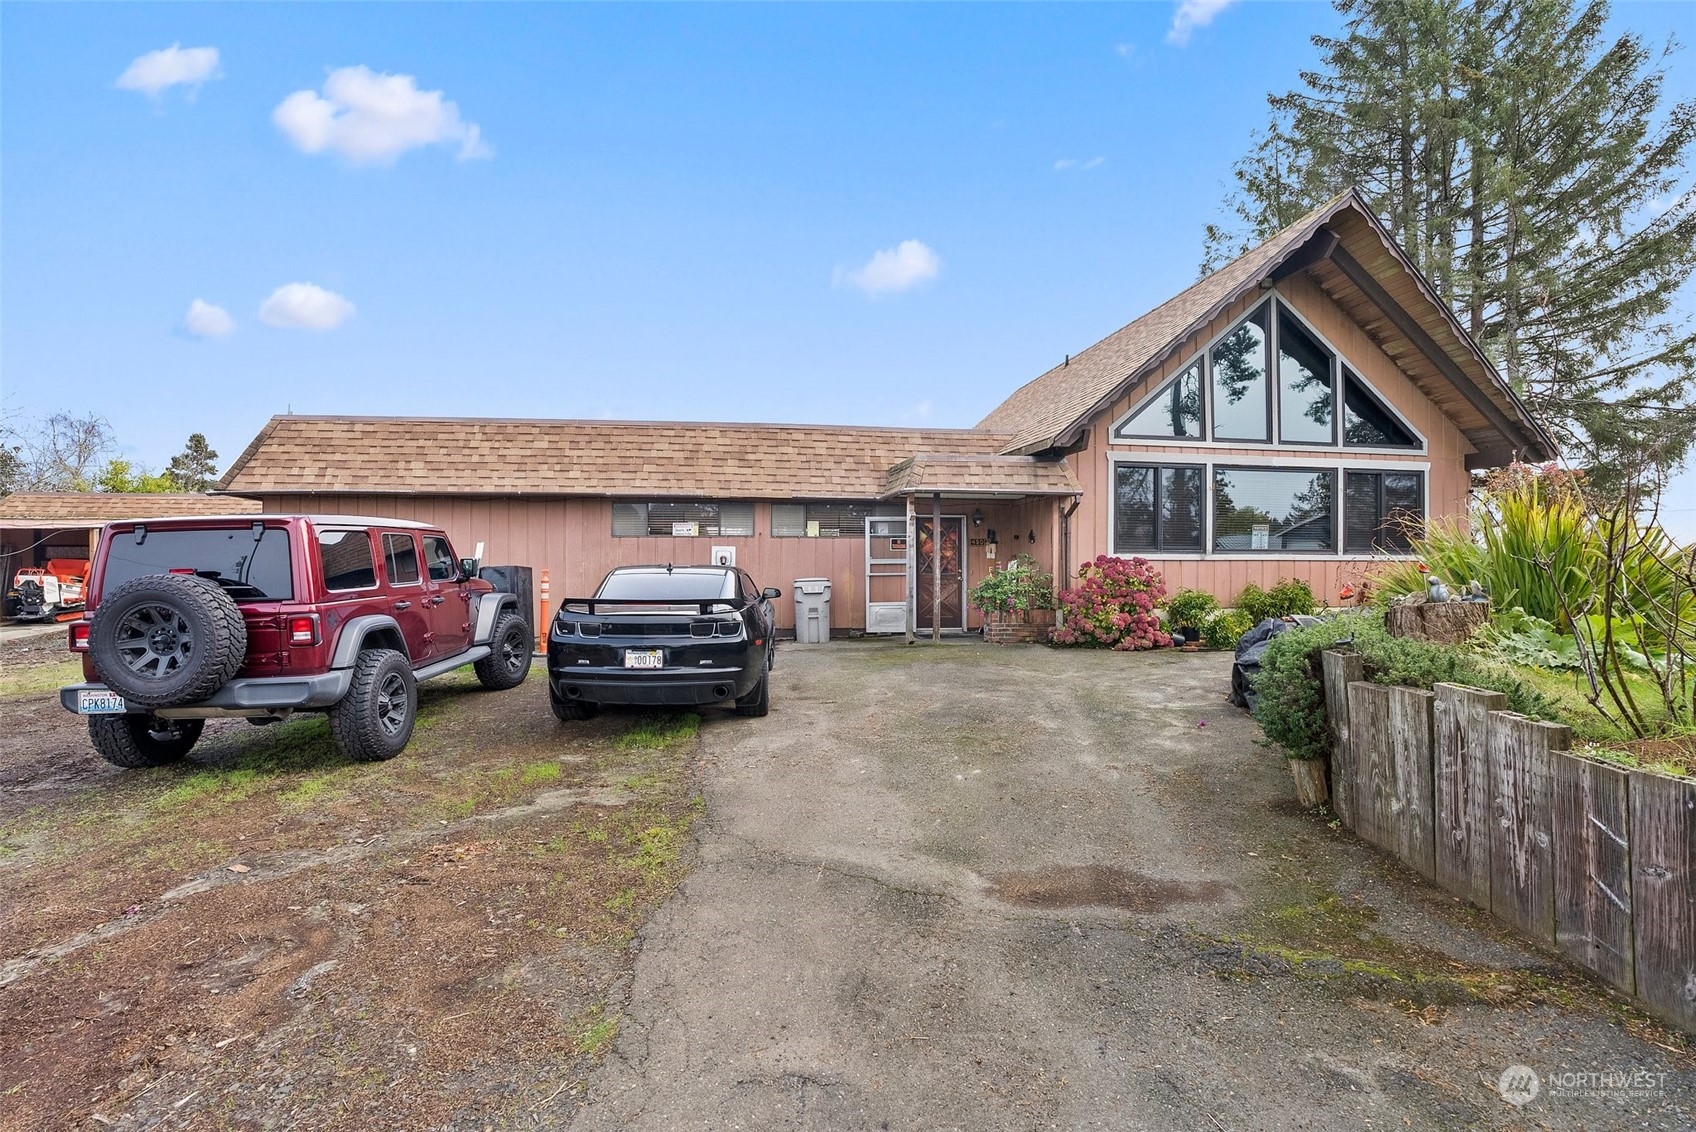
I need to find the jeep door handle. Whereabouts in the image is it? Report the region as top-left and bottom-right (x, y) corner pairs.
(394, 601), (412, 610)
(427, 596), (445, 606)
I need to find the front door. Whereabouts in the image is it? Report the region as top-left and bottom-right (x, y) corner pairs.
(915, 516), (966, 631)
(420, 534), (472, 658)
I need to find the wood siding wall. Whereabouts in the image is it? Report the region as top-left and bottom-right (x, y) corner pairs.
(257, 494), (1061, 633)
(1069, 273), (1475, 605)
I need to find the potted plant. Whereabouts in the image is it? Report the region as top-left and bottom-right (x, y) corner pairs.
(969, 555), (1056, 643)
(1164, 589), (1220, 648)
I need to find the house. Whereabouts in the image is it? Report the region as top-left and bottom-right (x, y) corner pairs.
(218, 191), (1553, 635)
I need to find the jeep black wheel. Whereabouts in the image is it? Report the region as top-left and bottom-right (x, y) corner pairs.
(549, 685), (599, 722)
(733, 670), (770, 718)
(88, 574), (246, 708)
(473, 612), (532, 691)
(88, 715), (204, 769)
(329, 649), (416, 762)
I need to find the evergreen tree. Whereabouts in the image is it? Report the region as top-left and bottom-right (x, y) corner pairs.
(1206, 0), (1696, 492)
(166, 433), (220, 492)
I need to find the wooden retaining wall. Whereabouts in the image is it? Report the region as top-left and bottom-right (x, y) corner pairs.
(1321, 651), (1696, 1034)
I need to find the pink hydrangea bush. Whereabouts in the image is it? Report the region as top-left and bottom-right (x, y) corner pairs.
(1049, 555), (1172, 650)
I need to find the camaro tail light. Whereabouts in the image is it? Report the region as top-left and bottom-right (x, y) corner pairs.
(715, 622), (740, 636)
(68, 622), (90, 651)
(690, 621), (713, 638)
(288, 614), (320, 646)
(553, 620), (577, 637)
(579, 623), (602, 638)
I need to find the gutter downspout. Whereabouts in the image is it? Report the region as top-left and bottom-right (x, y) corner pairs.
(1060, 497), (1080, 595)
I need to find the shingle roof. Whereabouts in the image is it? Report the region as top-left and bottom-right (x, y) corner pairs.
(0, 492), (260, 527)
(881, 454), (1081, 497)
(978, 189), (1554, 460)
(220, 416), (1015, 500)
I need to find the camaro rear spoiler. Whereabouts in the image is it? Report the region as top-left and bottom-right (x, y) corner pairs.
(556, 598), (750, 615)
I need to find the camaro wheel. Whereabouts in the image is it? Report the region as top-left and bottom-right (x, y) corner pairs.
(88, 573), (247, 708)
(734, 670), (770, 718)
(88, 714), (204, 769)
(474, 611), (532, 691)
(330, 649), (417, 762)
(549, 686), (599, 722)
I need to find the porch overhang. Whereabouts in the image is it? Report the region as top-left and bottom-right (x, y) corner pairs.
(880, 454), (1081, 500)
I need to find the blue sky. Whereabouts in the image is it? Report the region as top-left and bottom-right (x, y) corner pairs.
(3, 1), (1693, 535)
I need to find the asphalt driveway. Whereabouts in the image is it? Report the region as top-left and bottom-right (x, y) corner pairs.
(574, 640), (1691, 1131)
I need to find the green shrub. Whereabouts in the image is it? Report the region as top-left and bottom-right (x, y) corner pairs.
(1237, 579), (1318, 623)
(1202, 608), (1254, 651)
(1164, 588), (1220, 631)
(1251, 612), (1557, 761)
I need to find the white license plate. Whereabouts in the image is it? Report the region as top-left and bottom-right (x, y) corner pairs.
(624, 649), (665, 670)
(76, 690), (127, 715)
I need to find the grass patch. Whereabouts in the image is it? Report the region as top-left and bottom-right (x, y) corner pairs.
(574, 1009), (618, 1057)
(518, 760), (562, 786)
(612, 712), (700, 751)
(0, 657), (83, 699)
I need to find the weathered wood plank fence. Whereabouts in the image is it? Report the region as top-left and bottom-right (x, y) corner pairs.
(1321, 651), (1695, 1034)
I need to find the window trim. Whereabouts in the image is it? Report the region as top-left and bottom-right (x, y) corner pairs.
(770, 501), (874, 538)
(1110, 361), (1206, 442)
(1211, 464), (1339, 555)
(1106, 289), (1428, 454)
(1344, 468), (1428, 555)
(1105, 451), (1428, 561)
(1208, 299), (1275, 444)
(612, 500), (757, 538)
(1110, 461), (1206, 556)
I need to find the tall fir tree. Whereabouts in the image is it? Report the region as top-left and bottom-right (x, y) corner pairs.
(166, 433), (220, 492)
(1206, 0), (1696, 494)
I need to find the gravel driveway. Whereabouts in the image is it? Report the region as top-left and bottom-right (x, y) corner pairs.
(575, 640), (1691, 1131)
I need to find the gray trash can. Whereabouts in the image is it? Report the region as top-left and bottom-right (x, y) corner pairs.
(793, 578), (832, 643)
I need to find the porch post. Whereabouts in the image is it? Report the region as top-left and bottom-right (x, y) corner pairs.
(903, 494), (916, 644)
(931, 492), (942, 642)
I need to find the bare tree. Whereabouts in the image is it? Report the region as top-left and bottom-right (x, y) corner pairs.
(10, 412), (115, 492)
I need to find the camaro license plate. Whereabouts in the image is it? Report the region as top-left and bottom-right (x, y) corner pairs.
(76, 690), (127, 715)
(624, 649), (665, 670)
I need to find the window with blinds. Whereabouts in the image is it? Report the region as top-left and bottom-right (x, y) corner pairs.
(611, 501), (755, 537)
(1112, 463), (1204, 553)
(771, 502), (872, 537)
(1344, 471), (1423, 553)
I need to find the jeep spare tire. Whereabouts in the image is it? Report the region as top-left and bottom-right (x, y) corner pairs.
(88, 573), (248, 708)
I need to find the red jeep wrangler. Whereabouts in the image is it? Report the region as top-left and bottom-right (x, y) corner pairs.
(60, 514), (533, 768)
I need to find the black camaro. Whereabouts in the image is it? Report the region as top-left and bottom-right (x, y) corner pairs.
(546, 565), (779, 721)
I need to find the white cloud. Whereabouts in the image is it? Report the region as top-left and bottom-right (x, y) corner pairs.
(837, 240), (941, 296)
(273, 65), (491, 165)
(1167, 0), (1238, 46)
(258, 283), (356, 331)
(1054, 156), (1105, 172)
(1115, 43), (1137, 59)
(116, 44), (221, 99)
(183, 299), (235, 338)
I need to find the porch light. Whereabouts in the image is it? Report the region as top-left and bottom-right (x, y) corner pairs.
(972, 508), (983, 527)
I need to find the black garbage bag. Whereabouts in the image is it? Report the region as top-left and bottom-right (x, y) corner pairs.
(1229, 618), (1290, 712)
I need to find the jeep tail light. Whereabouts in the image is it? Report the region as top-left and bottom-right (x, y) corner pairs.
(69, 622), (90, 651)
(288, 614), (320, 646)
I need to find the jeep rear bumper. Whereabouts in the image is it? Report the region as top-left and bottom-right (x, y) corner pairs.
(60, 671), (354, 719)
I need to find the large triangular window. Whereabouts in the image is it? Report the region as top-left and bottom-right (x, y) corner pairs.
(1341, 369), (1421, 449)
(1114, 362), (1203, 440)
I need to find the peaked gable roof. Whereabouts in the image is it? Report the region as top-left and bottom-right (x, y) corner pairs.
(979, 190), (1555, 465)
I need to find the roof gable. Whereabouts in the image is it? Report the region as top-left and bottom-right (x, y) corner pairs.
(978, 190), (1554, 463)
